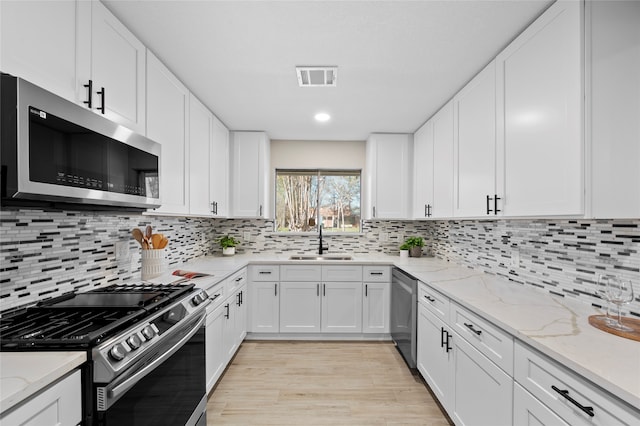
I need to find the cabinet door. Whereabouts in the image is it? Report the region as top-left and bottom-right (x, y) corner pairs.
(279, 282), (321, 333)
(250, 282), (279, 333)
(496, 0), (582, 216)
(450, 332), (513, 426)
(432, 101), (454, 218)
(146, 51), (190, 215)
(210, 116), (229, 217)
(233, 286), (247, 346)
(189, 94), (214, 216)
(453, 61), (497, 218)
(84, 1), (146, 134)
(366, 134), (412, 219)
(222, 298), (237, 361)
(362, 282), (390, 333)
(0, 370), (82, 426)
(206, 304), (226, 393)
(0, 0), (77, 103)
(413, 121), (434, 219)
(417, 303), (451, 410)
(588, 0), (640, 218)
(321, 282), (362, 333)
(514, 382), (569, 426)
(230, 132), (269, 218)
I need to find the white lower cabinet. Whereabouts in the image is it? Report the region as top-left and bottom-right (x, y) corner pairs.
(417, 281), (513, 425)
(206, 297), (226, 394)
(0, 369), (82, 426)
(450, 331), (513, 426)
(249, 264), (389, 337)
(279, 281), (322, 332)
(514, 382), (569, 426)
(514, 341), (640, 426)
(321, 282), (362, 333)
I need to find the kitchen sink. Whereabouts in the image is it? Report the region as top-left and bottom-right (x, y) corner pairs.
(289, 255), (353, 261)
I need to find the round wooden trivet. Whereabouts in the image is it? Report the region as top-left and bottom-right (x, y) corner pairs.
(589, 315), (640, 342)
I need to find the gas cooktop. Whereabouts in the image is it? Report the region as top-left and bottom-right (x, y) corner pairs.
(0, 282), (195, 350)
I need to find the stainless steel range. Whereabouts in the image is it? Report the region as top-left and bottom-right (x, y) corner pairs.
(0, 282), (210, 426)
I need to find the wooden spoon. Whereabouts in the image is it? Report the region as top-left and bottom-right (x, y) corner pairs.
(151, 233), (163, 249)
(158, 236), (169, 249)
(132, 228), (144, 247)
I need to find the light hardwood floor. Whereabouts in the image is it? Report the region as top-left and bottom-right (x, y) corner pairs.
(207, 341), (452, 425)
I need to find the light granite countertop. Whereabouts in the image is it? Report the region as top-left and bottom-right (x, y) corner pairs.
(2, 253), (638, 413)
(0, 352), (86, 414)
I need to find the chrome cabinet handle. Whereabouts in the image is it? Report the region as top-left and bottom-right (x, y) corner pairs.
(97, 86), (105, 114)
(274, 283), (278, 296)
(365, 284), (368, 297)
(551, 386), (595, 417)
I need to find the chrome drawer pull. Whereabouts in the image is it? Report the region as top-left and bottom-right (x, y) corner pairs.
(464, 322), (482, 335)
(551, 386), (595, 417)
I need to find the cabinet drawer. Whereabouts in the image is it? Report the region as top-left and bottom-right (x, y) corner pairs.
(514, 382), (569, 426)
(450, 301), (513, 375)
(225, 268), (247, 293)
(321, 265), (362, 282)
(280, 264), (322, 281)
(206, 283), (225, 312)
(249, 265), (280, 281)
(418, 281), (449, 322)
(363, 266), (390, 282)
(514, 341), (640, 425)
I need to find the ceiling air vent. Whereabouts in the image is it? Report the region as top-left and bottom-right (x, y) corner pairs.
(296, 66), (338, 87)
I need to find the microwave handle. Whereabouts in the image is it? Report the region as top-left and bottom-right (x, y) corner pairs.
(107, 313), (206, 402)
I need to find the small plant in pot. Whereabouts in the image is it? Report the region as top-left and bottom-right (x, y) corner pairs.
(218, 235), (240, 256)
(403, 236), (425, 258)
(399, 242), (411, 258)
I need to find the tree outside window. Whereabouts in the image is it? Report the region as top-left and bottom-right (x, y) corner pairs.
(275, 170), (361, 233)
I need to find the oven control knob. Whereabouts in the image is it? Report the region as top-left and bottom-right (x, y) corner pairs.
(141, 326), (156, 341)
(109, 344), (126, 361)
(192, 292), (207, 306)
(127, 334), (142, 350)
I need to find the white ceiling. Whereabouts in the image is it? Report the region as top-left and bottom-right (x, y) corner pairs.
(103, 0), (554, 141)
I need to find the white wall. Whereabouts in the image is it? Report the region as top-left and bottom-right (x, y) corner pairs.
(270, 140), (365, 170)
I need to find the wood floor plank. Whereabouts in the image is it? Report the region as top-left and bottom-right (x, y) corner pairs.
(206, 341), (452, 425)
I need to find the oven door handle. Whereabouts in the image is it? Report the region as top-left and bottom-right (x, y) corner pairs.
(108, 313), (206, 401)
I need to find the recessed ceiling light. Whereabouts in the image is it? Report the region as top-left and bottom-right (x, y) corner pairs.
(314, 113), (331, 122)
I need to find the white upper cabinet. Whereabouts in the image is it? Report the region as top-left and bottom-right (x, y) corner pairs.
(431, 101), (455, 218)
(496, 0), (583, 216)
(587, 0), (640, 218)
(146, 50), (189, 215)
(210, 116), (230, 217)
(189, 94), (214, 216)
(77, 0), (146, 134)
(412, 101), (454, 220)
(453, 61), (497, 218)
(0, 0), (78, 103)
(413, 121), (435, 219)
(230, 131), (271, 218)
(365, 133), (413, 219)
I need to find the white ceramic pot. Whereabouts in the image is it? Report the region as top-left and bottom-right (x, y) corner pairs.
(222, 247), (236, 256)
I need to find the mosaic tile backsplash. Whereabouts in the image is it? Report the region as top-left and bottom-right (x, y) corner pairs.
(1, 207), (638, 316)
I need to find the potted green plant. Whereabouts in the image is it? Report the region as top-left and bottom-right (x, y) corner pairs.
(403, 236), (425, 258)
(399, 241), (410, 259)
(218, 235), (240, 256)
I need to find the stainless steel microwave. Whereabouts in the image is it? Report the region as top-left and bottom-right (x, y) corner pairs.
(1, 74), (161, 209)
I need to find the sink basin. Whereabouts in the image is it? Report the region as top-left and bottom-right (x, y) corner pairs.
(289, 255), (353, 261)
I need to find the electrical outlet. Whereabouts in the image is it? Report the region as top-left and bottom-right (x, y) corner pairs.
(115, 241), (130, 261)
(510, 249), (520, 268)
(243, 231), (251, 242)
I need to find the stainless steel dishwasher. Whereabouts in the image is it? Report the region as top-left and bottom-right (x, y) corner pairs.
(391, 267), (417, 369)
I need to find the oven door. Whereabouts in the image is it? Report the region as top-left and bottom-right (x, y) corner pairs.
(96, 312), (206, 426)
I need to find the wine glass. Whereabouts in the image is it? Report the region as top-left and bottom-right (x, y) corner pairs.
(596, 275), (616, 325)
(606, 277), (634, 332)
